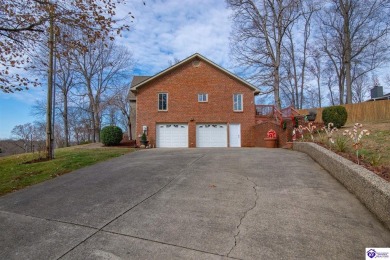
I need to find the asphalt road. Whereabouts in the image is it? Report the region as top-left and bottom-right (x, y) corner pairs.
(0, 148), (389, 259)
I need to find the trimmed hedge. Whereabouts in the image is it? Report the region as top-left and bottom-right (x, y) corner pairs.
(322, 105), (348, 128)
(101, 126), (123, 146)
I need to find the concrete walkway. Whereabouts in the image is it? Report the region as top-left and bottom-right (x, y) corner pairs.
(0, 148), (389, 259)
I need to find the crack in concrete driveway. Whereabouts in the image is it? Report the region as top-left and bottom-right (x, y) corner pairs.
(0, 148), (389, 260)
(227, 176), (259, 257)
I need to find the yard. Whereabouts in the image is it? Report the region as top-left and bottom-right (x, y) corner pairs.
(0, 144), (134, 196)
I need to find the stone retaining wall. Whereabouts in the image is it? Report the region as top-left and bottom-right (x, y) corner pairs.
(293, 142), (390, 230)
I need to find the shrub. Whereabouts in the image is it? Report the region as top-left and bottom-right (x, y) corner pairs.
(101, 126), (123, 146)
(322, 106), (347, 128)
(141, 132), (147, 142)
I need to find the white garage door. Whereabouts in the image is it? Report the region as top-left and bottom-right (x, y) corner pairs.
(196, 124), (227, 147)
(156, 124), (188, 148)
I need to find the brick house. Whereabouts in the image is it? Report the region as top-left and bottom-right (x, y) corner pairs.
(130, 53), (262, 148)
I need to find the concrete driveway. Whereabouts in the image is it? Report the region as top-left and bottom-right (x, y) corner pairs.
(0, 148), (389, 259)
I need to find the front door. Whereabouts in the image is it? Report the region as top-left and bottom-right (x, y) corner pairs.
(229, 124), (241, 147)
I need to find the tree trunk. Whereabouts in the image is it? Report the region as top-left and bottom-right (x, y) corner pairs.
(46, 6), (54, 160)
(300, 49), (307, 109)
(338, 69), (345, 105)
(317, 74), (321, 108)
(94, 110), (100, 142)
(90, 109), (95, 142)
(344, 37), (352, 104)
(127, 115), (132, 140)
(274, 65), (282, 109)
(341, 0), (352, 104)
(63, 93), (69, 147)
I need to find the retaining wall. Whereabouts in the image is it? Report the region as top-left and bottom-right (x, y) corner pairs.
(293, 142), (390, 230)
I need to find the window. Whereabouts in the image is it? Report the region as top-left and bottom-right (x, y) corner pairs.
(198, 93), (208, 102)
(158, 93), (168, 111)
(233, 94), (243, 111)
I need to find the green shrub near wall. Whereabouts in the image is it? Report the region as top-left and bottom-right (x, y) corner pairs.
(101, 126), (123, 146)
(322, 106), (348, 128)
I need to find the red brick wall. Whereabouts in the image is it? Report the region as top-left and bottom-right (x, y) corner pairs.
(135, 58), (257, 147)
(253, 120), (294, 148)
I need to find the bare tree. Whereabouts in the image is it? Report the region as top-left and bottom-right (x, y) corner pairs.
(352, 74), (370, 103)
(55, 52), (76, 147)
(1, 0), (137, 159)
(29, 36), (75, 147)
(281, 1), (317, 109)
(108, 84), (134, 140)
(227, 0), (302, 109)
(67, 105), (92, 144)
(317, 0), (390, 104)
(304, 86), (321, 108)
(308, 46), (323, 107)
(323, 66), (340, 105)
(73, 41), (133, 142)
(11, 123), (34, 152)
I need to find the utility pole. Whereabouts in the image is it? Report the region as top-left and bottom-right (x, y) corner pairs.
(46, 2), (55, 160)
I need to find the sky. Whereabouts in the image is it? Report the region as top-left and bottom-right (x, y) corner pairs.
(1, 0), (389, 139)
(0, 0), (234, 139)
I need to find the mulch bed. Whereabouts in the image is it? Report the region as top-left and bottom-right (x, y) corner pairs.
(117, 139), (137, 148)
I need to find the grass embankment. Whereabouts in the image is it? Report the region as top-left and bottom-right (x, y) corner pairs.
(0, 145), (134, 196)
(311, 121), (390, 181)
(357, 123), (390, 168)
(334, 122), (390, 168)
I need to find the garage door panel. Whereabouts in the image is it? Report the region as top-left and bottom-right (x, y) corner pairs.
(156, 124), (188, 148)
(196, 124), (227, 147)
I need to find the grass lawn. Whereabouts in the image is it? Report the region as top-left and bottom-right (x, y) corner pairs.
(0, 145), (134, 196)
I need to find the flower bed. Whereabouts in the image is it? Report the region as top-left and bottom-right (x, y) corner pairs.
(293, 122), (389, 182)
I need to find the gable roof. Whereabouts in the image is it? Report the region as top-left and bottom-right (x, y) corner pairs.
(131, 76), (151, 87)
(130, 53), (260, 94)
(128, 76), (151, 101)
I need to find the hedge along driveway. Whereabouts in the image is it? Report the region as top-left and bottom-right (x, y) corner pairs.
(0, 145), (134, 196)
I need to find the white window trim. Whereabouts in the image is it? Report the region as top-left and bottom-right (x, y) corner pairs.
(233, 94), (243, 111)
(198, 93), (208, 102)
(158, 93), (168, 111)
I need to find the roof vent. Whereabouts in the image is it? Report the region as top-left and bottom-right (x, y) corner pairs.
(192, 59), (200, 67)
